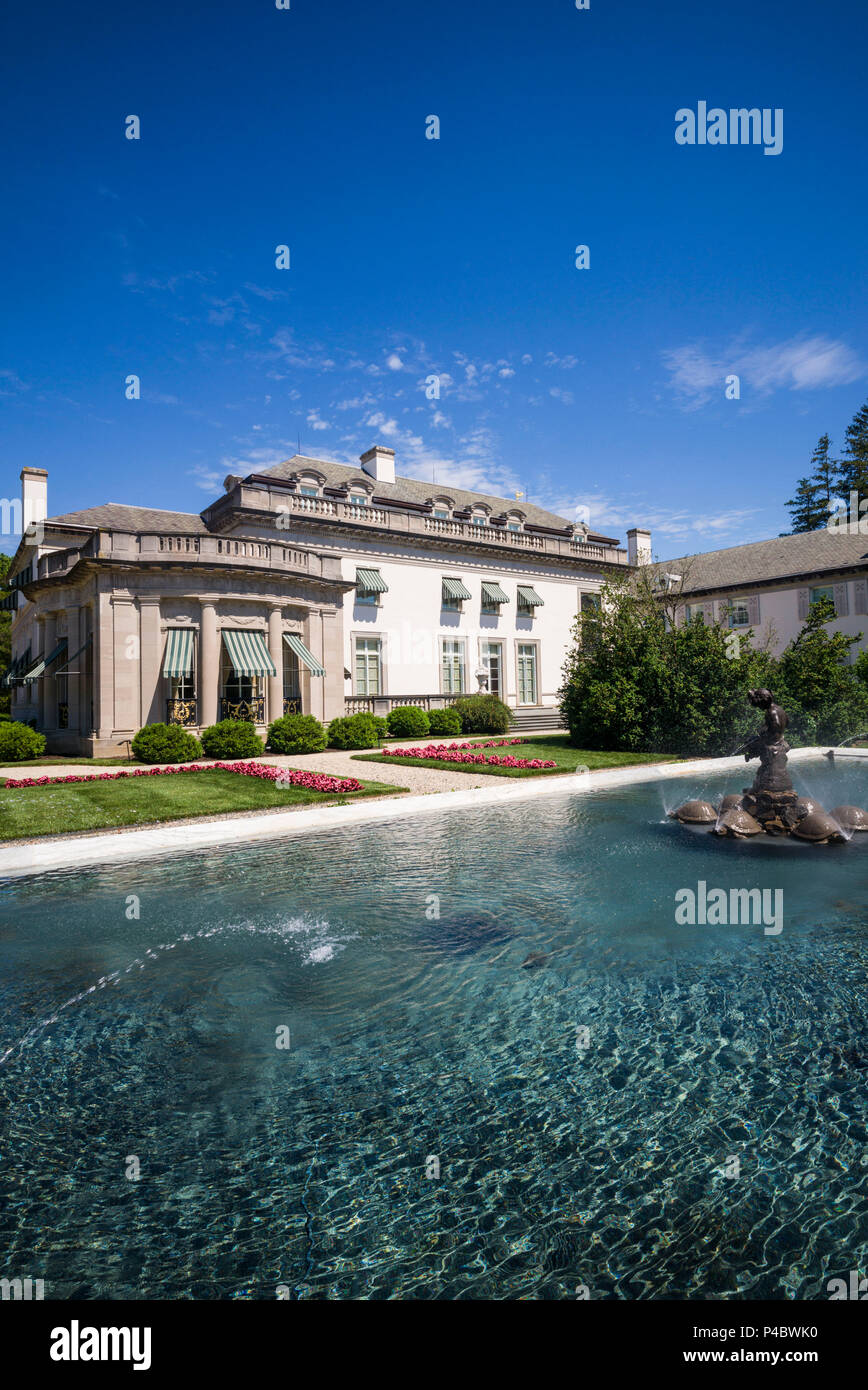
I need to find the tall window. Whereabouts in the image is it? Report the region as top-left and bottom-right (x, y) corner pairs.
(442, 640), (465, 694)
(481, 641), (502, 697)
(726, 602), (750, 628)
(355, 637), (381, 695)
(220, 648), (261, 706)
(283, 646), (301, 712)
(810, 585), (836, 614)
(517, 644), (537, 705)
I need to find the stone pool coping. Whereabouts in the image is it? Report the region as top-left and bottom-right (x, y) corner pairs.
(0, 745), (850, 880)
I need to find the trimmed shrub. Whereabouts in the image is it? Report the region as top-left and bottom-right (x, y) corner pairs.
(452, 694), (512, 734)
(428, 706), (463, 737)
(131, 722), (202, 764)
(387, 705), (430, 738)
(200, 719), (264, 759)
(369, 714), (389, 740)
(267, 713), (327, 755)
(327, 713), (381, 750)
(0, 721), (46, 762)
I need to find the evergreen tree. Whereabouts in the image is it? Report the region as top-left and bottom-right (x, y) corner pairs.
(785, 476), (826, 533)
(809, 433), (838, 516)
(837, 398), (868, 500)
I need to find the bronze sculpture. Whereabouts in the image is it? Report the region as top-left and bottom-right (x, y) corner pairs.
(670, 689), (867, 844)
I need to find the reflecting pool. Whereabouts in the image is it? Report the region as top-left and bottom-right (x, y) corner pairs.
(1, 759), (867, 1299)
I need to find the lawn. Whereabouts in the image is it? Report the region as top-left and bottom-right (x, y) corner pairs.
(0, 769), (402, 841)
(353, 734), (679, 778)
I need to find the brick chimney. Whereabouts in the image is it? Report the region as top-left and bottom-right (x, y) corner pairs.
(359, 445), (395, 484)
(20, 467), (48, 535)
(626, 526), (651, 567)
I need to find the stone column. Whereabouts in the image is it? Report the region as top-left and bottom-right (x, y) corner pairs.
(139, 599), (162, 727)
(200, 601), (219, 727)
(67, 605), (83, 733)
(303, 609), (323, 720)
(33, 614), (46, 726)
(267, 605), (283, 725)
(41, 611), (57, 729)
(321, 608), (344, 723)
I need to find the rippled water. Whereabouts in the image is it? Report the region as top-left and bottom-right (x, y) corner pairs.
(1, 759), (867, 1300)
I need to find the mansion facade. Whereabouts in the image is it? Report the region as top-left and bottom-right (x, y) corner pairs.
(3, 446), (649, 755)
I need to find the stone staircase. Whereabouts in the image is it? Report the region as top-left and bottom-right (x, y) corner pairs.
(509, 706), (566, 733)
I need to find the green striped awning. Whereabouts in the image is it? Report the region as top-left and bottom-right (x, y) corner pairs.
(221, 629), (277, 677)
(283, 632), (325, 677)
(517, 585), (544, 608)
(22, 639), (68, 683)
(482, 581), (510, 605)
(442, 576), (472, 601)
(163, 628), (194, 678)
(355, 567), (389, 594)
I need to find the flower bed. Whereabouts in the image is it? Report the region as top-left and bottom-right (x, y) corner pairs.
(4, 761), (363, 795)
(381, 742), (557, 769)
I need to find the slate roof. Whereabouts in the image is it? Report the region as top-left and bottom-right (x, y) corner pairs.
(253, 454), (611, 537)
(46, 505), (208, 533)
(661, 528), (868, 594)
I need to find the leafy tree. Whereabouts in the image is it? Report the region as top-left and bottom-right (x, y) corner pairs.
(775, 597), (868, 743)
(560, 576), (868, 755)
(837, 398), (868, 500)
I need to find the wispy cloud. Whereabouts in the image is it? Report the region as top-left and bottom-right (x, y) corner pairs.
(663, 333), (866, 408)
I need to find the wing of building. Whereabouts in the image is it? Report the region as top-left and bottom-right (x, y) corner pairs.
(2, 447), (650, 754)
(655, 526), (868, 655)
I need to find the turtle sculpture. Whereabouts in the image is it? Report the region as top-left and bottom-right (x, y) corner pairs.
(670, 690), (867, 845)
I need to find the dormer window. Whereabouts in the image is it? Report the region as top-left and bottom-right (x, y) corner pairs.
(299, 485), (319, 498)
(506, 512), (523, 532)
(433, 508), (450, 520)
(471, 510), (488, 527)
(349, 493), (368, 507)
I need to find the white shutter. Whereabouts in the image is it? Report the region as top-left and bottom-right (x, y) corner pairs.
(747, 595), (760, 625)
(853, 578), (868, 615)
(797, 589), (809, 620)
(834, 583), (849, 617)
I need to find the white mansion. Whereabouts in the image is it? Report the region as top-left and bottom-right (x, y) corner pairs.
(2, 446), (649, 755)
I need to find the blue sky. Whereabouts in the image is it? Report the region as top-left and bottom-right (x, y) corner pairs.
(2, 0), (867, 560)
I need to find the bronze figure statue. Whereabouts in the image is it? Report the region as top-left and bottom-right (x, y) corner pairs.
(743, 688), (793, 794)
(670, 687), (867, 844)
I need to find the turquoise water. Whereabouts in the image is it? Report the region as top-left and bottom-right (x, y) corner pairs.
(1, 758), (867, 1300)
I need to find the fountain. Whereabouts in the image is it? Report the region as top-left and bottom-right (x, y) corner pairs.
(671, 689), (868, 844)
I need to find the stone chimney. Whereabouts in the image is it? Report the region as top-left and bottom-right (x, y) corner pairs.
(20, 467), (48, 534)
(626, 526), (652, 567)
(359, 445), (395, 484)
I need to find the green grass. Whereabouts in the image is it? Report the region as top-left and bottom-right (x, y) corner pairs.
(353, 734), (679, 778)
(0, 769), (403, 841)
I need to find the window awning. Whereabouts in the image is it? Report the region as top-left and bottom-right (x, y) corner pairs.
(517, 585), (544, 607)
(283, 632), (325, 677)
(482, 581), (510, 605)
(355, 567), (388, 594)
(221, 629), (276, 677)
(442, 577), (472, 601)
(163, 628), (194, 678)
(22, 639), (68, 683)
(53, 634), (92, 676)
